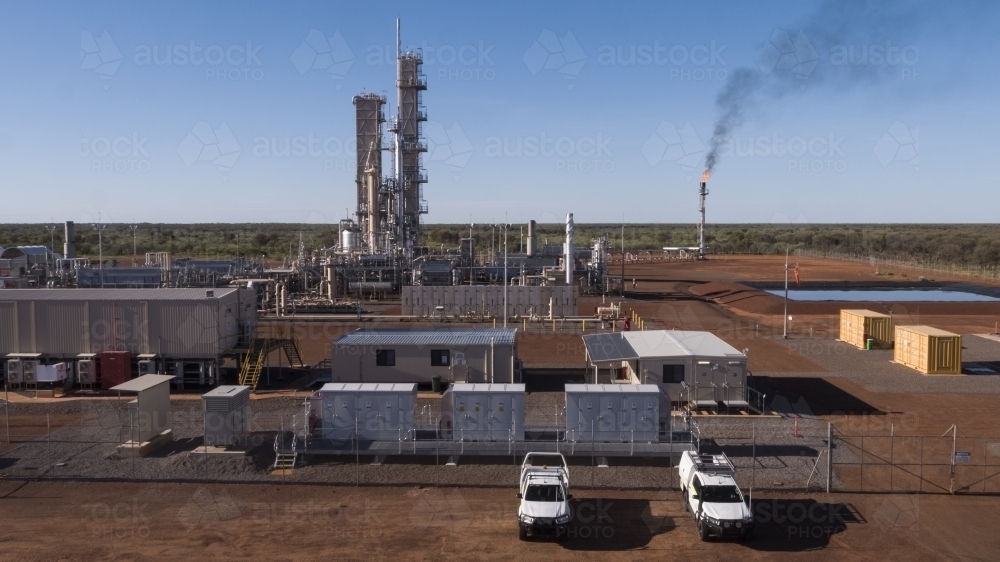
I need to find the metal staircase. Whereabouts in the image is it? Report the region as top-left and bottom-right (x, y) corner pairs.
(280, 339), (306, 369)
(238, 339), (268, 391)
(273, 433), (298, 470)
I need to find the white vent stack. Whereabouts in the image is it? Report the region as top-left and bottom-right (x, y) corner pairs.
(564, 213), (574, 285)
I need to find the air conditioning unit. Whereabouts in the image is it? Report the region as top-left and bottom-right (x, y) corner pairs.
(138, 360), (156, 375)
(22, 360), (38, 384)
(78, 359), (95, 384)
(6, 359), (23, 384)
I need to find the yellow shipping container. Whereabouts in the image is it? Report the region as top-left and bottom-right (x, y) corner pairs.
(893, 325), (963, 375)
(839, 309), (894, 350)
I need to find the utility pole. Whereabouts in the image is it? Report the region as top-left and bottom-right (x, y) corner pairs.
(503, 223), (509, 328)
(620, 221), (625, 297)
(129, 224), (139, 267)
(783, 247), (789, 339)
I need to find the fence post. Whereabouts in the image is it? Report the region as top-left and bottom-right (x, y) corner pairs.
(826, 423), (832, 494)
(860, 436), (864, 492)
(890, 424), (894, 492)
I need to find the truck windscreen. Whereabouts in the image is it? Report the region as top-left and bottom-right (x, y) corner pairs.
(525, 484), (565, 502)
(701, 485), (742, 503)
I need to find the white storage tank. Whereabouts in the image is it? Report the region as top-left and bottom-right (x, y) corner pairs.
(317, 383), (417, 441)
(441, 383), (525, 441)
(565, 384), (662, 443)
(202, 385), (251, 447)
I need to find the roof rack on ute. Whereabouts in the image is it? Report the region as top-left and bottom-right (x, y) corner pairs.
(690, 452), (735, 474)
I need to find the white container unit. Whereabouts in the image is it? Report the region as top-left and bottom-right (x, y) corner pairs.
(202, 385), (251, 447)
(565, 384), (662, 443)
(317, 383), (417, 441)
(441, 383), (525, 441)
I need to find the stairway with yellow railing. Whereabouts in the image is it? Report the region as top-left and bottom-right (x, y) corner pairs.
(238, 338), (269, 391)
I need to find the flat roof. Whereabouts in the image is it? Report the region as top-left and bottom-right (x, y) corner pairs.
(581, 333), (639, 363)
(582, 330), (745, 363)
(0, 288), (239, 301)
(334, 328), (517, 347)
(842, 309), (891, 318)
(110, 374), (175, 393)
(897, 325), (960, 337)
(449, 383), (525, 393)
(319, 383), (418, 393)
(203, 385), (250, 398)
(565, 384), (662, 394)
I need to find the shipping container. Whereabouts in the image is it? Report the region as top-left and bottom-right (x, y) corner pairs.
(839, 309), (894, 350)
(440, 383), (525, 441)
(100, 350), (131, 389)
(893, 325), (962, 375)
(317, 383), (417, 441)
(565, 384), (662, 443)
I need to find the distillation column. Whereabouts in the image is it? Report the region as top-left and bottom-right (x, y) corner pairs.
(354, 93), (386, 254)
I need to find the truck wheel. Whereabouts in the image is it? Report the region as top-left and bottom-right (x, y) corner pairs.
(519, 525), (528, 541)
(698, 521), (709, 542)
(742, 529), (753, 542)
(682, 490), (689, 512)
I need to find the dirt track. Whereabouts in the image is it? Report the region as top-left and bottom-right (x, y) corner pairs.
(1, 480), (998, 562)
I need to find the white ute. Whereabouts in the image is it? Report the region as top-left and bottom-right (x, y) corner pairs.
(678, 451), (754, 541)
(517, 452), (572, 540)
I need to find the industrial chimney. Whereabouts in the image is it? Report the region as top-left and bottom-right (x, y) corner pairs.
(526, 220), (536, 257)
(698, 172), (708, 260)
(564, 213), (574, 285)
(63, 221), (75, 260)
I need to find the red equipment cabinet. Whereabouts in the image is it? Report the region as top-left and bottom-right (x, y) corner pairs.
(100, 351), (132, 389)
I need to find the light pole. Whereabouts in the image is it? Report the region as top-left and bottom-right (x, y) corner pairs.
(93, 218), (108, 288)
(503, 223), (510, 328)
(783, 247), (789, 339)
(129, 224), (139, 267)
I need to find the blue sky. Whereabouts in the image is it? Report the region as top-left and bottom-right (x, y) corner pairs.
(0, 0), (997, 225)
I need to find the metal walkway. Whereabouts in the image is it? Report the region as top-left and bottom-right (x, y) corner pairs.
(278, 426), (697, 460)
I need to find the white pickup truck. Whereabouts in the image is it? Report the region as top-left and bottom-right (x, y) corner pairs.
(517, 452), (572, 540)
(678, 451), (754, 541)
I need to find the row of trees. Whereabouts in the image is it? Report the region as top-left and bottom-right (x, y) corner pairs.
(3, 223), (1000, 268)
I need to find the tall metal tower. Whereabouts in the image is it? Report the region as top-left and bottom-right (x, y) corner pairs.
(353, 93), (386, 253)
(390, 19), (428, 254)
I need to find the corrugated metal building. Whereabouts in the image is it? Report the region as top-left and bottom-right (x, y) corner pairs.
(331, 328), (519, 384)
(402, 285), (577, 318)
(0, 288), (257, 359)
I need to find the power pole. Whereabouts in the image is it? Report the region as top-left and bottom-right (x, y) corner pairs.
(129, 224), (139, 267)
(783, 247), (789, 339)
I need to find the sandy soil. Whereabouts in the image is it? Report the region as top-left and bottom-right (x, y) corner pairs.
(1, 480), (997, 562)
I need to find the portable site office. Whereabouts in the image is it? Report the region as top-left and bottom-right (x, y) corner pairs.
(330, 328), (518, 384)
(581, 330), (751, 412)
